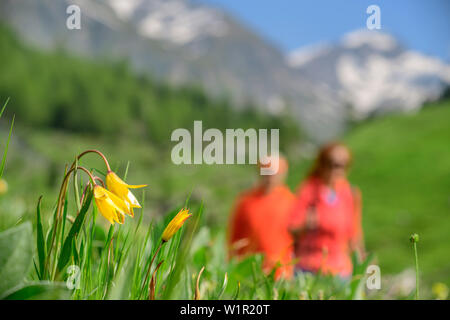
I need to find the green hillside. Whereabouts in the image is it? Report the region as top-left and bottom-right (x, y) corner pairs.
(348, 102), (450, 286)
(0, 24), (300, 149)
(0, 23), (301, 228)
(289, 101), (450, 288)
(0, 22), (449, 296)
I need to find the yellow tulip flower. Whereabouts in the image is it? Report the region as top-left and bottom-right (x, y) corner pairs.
(106, 171), (147, 217)
(94, 185), (131, 224)
(162, 209), (191, 242)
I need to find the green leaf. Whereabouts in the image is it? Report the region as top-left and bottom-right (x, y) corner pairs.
(0, 97), (10, 118)
(72, 238), (80, 266)
(45, 206), (58, 254)
(108, 260), (134, 300)
(0, 222), (33, 295)
(1, 281), (70, 300)
(233, 281), (240, 300)
(348, 252), (374, 300)
(60, 197), (68, 249)
(57, 191), (93, 273)
(32, 259), (40, 279)
(36, 197), (46, 279)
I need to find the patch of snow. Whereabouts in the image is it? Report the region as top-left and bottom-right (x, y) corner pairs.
(287, 43), (331, 68)
(109, 0), (143, 20)
(72, 0), (123, 30)
(336, 50), (450, 117)
(137, 0), (228, 45)
(267, 95), (286, 114)
(342, 30), (398, 52)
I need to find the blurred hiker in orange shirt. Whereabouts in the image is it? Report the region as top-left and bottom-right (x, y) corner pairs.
(288, 142), (365, 278)
(228, 155), (295, 279)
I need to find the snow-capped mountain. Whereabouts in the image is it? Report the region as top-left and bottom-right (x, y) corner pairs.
(109, 0), (228, 45)
(288, 30), (450, 120)
(2, 0), (344, 142)
(1, 1), (448, 142)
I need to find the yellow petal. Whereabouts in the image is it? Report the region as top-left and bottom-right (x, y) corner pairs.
(106, 172), (146, 214)
(162, 209), (191, 242)
(106, 172), (128, 197)
(107, 172), (147, 189)
(95, 197), (116, 224)
(94, 185), (126, 224)
(126, 189), (141, 208)
(126, 183), (148, 189)
(103, 188), (131, 216)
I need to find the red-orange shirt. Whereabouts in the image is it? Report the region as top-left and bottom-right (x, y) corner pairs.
(288, 177), (362, 277)
(228, 185), (295, 279)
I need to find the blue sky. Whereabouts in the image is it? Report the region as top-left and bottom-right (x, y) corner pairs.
(201, 0), (450, 61)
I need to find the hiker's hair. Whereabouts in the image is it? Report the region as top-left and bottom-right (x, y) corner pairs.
(308, 141), (352, 179)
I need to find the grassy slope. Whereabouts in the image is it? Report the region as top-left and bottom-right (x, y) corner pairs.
(348, 101), (450, 286)
(2, 99), (449, 291)
(290, 100), (450, 286)
(1, 124), (257, 228)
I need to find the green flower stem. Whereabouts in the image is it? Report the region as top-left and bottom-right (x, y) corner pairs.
(72, 149), (111, 172)
(140, 240), (165, 299)
(413, 241), (419, 300)
(410, 233), (420, 300)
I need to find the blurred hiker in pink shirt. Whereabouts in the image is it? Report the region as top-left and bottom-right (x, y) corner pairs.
(288, 142), (364, 278)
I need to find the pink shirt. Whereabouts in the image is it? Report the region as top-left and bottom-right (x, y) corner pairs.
(288, 177), (362, 277)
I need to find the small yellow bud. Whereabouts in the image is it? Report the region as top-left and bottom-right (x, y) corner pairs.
(161, 209), (191, 242)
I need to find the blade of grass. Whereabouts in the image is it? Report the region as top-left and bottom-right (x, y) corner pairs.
(215, 272), (228, 299)
(0, 97), (10, 118)
(59, 198), (68, 251)
(36, 196), (46, 279)
(233, 281), (240, 300)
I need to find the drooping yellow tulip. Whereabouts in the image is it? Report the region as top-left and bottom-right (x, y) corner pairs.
(93, 185), (131, 224)
(106, 171), (147, 217)
(162, 209), (191, 242)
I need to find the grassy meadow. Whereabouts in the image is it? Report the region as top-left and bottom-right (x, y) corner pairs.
(1, 100), (448, 300)
(289, 101), (450, 293)
(0, 23), (449, 300)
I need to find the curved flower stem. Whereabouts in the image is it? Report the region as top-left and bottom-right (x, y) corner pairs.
(140, 240), (166, 299)
(76, 166), (97, 186)
(44, 167), (75, 278)
(45, 166), (97, 279)
(94, 176), (106, 188)
(73, 160), (81, 212)
(70, 149), (111, 172)
(79, 183), (91, 208)
(80, 174), (104, 208)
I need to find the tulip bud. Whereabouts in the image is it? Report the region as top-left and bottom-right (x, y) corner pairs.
(161, 209), (191, 242)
